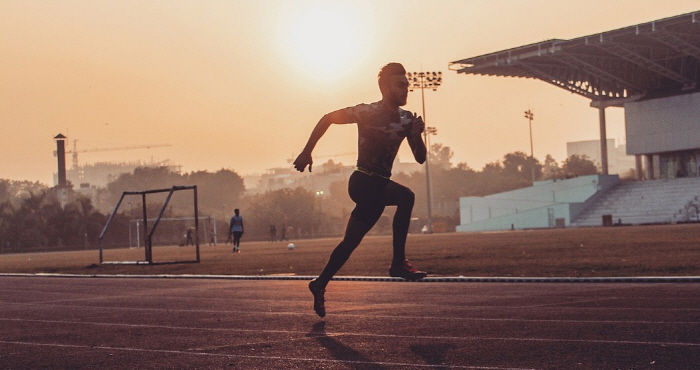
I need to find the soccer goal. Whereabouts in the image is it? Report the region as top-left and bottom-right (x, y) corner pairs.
(98, 185), (200, 265)
(127, 216), (219, 249)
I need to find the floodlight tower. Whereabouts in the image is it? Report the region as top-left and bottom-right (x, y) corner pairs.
(407, 71), (442, 233)
(524, 109), (535, 183)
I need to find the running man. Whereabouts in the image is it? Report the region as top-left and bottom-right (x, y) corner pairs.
(293, 62), (428, 318)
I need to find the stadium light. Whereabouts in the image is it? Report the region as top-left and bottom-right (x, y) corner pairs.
(524, 109), (535, 183)
(407, 71), (442, 233)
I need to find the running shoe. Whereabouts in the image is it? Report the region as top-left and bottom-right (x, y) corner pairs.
(308, 279), (326, 318)
(389, 259), (428, 280)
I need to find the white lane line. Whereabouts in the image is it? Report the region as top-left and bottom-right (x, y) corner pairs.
(2, 301), (700, 325)
(0, 340), (538, 370)
(521, 297), (620, 308)
(0, 296), (700, 319)
(3, 296), (699, 314)
(1, 318), (699, 348)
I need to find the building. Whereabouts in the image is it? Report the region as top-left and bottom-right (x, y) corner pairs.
(451, 11), (700, 231)
(626, 93), (700, 179)
(55, 160), (182, 190)
(567, 139), (636, 176)
(450, 11), (700, 180)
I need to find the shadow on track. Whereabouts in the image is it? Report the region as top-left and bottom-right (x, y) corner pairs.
(306, 321), (388, 370)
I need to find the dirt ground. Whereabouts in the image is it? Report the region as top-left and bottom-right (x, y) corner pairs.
(1, 223), (699, 277)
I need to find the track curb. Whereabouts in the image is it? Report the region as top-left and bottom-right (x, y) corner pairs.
(2, 273), (700, 283)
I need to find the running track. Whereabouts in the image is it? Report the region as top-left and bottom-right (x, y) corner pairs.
(1, 276), (699, 369)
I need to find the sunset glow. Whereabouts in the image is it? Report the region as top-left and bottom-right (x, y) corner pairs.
(279, 2), (373, 81)
(1, 1), (698, 185)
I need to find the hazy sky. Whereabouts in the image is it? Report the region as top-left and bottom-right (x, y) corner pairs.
(2, 1), (699, 185)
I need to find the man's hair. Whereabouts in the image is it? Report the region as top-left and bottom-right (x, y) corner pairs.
(378, 63), (406, 90)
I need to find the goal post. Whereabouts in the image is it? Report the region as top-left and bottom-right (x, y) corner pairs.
(98, 185), (200, 264)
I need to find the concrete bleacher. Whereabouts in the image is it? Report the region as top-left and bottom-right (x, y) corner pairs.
(456, 175), (620, 232)
(571, 177), (700, 227)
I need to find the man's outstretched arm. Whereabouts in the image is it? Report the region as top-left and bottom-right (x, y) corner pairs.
(407, 114), (427, 164)
(293, 110), (347, 172)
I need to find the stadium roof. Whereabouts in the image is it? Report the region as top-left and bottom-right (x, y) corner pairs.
(449, 11), (700, 107)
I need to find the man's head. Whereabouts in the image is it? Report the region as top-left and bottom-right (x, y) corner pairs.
(378, 63), (409, 107)
(234, 208), (240, 215)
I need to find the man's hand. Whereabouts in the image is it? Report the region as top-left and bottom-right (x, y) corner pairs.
(410, 114), (425, 138)
(293, 151), (313, 172)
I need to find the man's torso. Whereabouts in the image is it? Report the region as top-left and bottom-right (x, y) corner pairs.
(230, 216), (243, 232)
(338, 102), (416, 177)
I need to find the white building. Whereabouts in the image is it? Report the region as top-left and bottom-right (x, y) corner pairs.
(567, 139), (636, 176)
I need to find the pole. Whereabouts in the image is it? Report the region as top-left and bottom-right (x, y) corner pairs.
(193, 186), (200, 263)
(598, 106), (609, 175)
(529, 115), (535, 183)
(409, 71), (441, 234)
(420, 76), (434, 234)
(142, 193), (151, 263)
(524, 110), (535, 184)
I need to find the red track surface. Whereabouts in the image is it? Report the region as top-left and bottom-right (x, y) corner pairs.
(1, 276), (699, 369)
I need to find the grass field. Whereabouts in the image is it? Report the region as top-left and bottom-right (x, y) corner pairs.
(1, 223), (699, 277)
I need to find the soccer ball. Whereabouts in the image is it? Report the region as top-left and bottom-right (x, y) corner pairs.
(287, 243), (295, 250)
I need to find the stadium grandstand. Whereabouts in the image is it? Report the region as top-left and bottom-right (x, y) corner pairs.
(450, 11), (700, 231)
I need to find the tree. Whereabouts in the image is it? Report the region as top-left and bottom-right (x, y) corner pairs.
(0, 182), (133, 252)
(542, 154), (561, 180)
(430, 143), (453, 170)
(474, 160), (530, 196)
(105, 167), (245, 218)
(327, 179), (354, 217)
(0, 179), (48, 207)
(187, 169), (245, 218)
(242, 188), (318, 240)
(562, 154), (598, 178)
(0, 180), (9, 204)
(502, 151), (543, 183)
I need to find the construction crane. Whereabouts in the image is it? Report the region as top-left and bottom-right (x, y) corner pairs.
(67, 140), (172, 169)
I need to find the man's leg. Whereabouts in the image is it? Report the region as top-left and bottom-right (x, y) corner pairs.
(383, 181), (427, 280)
(309, 215), (375, 318)
(315, 215), (374, 288)
(309, 171), (384, 317)
(382, 181), (415, 266)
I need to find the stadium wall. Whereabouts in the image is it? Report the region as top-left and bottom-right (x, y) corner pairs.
(456, 175), (619, 232)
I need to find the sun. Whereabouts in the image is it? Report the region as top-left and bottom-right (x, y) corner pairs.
(279, 2), (373, 81)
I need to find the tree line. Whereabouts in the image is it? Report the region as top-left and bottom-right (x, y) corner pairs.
(0, 182), (107, 252)
(0, 147), (604, 252)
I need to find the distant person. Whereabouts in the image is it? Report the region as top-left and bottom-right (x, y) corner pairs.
(229, 209), (244, 253)
(293, 62), (428, 318)
(269, 224), (277, 242)
(280, 223), (288, 241)
(208, 230), (216, 246)
(185, 228), (194, 246)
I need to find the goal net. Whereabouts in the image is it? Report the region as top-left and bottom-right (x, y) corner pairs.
(127, 217), (219, 249)
(98, 186), (202, 264)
